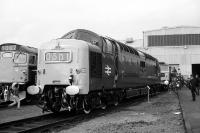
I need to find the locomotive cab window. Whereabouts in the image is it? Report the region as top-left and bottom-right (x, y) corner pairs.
(61, 32), (76, 39)
(76, 32), (99, 46)
(29, 55), (36, 64)
(14, 52), (27, 64)
(116, 42), (124, 52)
(103, 38), (114, 54)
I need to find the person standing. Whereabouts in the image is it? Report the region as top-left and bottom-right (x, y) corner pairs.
(189, 75), (197, 101)
(195, 74), (200, 95)
(8, 83), (26, 108)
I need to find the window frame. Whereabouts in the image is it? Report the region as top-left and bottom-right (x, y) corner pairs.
(29, 54), (37, 65)
(1, 52), (13, 58)
(13, 52), (27, 64)
(103, 38), (114, 54)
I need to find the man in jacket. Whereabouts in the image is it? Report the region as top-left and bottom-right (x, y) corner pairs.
(189, 75), (198, 101)
(195, 74), (200, 95)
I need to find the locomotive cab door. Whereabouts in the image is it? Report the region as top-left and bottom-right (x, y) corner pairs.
(28, 54), (37, 85)
(102, 38), (118, 89)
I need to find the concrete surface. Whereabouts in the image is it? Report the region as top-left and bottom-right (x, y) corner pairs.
(178, 87), (200, 133)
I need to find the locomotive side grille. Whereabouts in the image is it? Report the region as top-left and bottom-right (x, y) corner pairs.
(89, 51), (102, 78)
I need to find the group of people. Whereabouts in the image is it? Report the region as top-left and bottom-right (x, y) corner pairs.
(188, 74), (200, 101)
(167, 73), (200, 102)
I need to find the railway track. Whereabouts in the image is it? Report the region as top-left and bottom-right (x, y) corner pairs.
(0, 92), (162, 133)
(0, 110), (79, 133)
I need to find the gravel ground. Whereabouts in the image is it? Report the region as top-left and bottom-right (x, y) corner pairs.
(59, 92), (185, 133)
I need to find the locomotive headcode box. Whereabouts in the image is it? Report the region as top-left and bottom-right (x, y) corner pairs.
(0, 45), (17, 51)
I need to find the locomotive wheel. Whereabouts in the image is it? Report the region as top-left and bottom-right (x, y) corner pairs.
(25, 93), (34, 104)
(101, 104), (107, 110)
(25, 97), (32, 104)
(113, 96), (119, 106)
(46, 89), (61, 113)
(50, 102), (61, 113)
(100, 98), (107, 110)
(83, 98), (91, 114)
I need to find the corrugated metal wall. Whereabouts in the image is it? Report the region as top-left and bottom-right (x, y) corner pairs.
(140, 27), (200, 77)
(148, 34), (200, 46)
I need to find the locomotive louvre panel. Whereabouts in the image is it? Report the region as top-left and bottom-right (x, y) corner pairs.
(89, 51), (102, 78)
(89, 51), (102, 91)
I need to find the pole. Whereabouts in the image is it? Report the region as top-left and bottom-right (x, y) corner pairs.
(147, 85), (151, 103)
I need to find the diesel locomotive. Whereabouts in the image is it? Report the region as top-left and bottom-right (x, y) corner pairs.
(28, 29), (161, 113)
(0, 43), (37, 103)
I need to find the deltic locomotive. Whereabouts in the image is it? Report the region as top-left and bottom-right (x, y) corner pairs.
(0, 43), (37, 103)
(28, 29), (162, 113)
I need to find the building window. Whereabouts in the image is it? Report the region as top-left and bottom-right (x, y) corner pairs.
(148, 34), (200, 46)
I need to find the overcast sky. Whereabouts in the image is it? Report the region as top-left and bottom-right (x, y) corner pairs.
(0, 0), (199, 48)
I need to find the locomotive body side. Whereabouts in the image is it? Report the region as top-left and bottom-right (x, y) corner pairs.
(117, 47), (142, 88)
(103, 40), (160, 89)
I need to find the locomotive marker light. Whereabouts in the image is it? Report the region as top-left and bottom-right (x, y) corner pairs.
(68, 74), (74, 85)
(65, 85), (79, 95)
(164, 80), (169, 85)
(27, 85), (41, 95)
(105, 65), (111, 76)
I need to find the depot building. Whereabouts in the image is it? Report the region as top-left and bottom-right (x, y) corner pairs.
(127, 26), (200, 78)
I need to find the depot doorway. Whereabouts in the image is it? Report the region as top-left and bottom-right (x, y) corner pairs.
(192, 64), (200, 76)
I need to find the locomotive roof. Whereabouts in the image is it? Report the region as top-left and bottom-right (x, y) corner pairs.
(61, 29), (158, 61)
(138, 50), (157, 61)
(0, 43), (37, 54)
(159, 62), (168, 65)
(61, 29), (100, 39)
